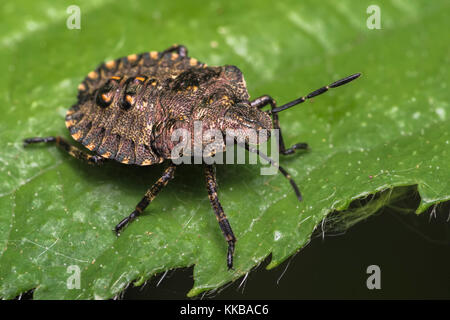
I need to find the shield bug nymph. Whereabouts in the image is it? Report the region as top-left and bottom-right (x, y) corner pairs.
(24, 44), (360, 269)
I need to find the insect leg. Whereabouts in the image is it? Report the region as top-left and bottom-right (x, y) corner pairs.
(161, 44), (188, 57)
(241, 142), (302, 201)
(114, 163), (177, 234)
(250, 95), (309, 155)
(23, 136), (105, 165)
(204, 164), (236, 270)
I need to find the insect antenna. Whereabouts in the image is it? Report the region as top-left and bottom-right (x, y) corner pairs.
(237, 142), (302, 201)
(270, 73), (361, 114)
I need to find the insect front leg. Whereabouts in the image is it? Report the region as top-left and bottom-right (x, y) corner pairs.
(114, 163), (177, 234)
(250, 95), (309, 155)
(23, 136), (105, 165)
(204, 164), (236, 270)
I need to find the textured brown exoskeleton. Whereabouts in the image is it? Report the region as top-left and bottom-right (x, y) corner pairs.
(24, 45), (360, 269)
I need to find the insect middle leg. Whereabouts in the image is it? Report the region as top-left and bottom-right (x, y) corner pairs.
(250, 95), (309, 155)
(204, 164), (236, 270)
(114, 163), (177, 235)
(23, 136), (105, 165)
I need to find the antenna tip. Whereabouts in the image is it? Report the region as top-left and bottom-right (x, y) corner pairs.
(329, 72), (362, 88)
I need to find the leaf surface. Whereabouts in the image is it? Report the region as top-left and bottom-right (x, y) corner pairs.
(0, 0), (448, 298)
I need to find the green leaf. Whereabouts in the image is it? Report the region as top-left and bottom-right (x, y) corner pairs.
(0, 0), (448, 299)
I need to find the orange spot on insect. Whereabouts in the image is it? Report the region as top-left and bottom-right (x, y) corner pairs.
(78, 83), (86, 91)
(189, 58), (198, 66)
(127, 54), (138, 62)
(102, 151), (112, 158)
(105, 60), (116, 69)
(121, 158), (130, 164)
(111, 76), (121, 80)
(125, 95), (133, 104)
(150, 51), (158, 59)
(141, 159), (153, 166)
(171, 53), (179, 60)
(86, 143), (96, 151)
(101, 93), (111, 102)
(65, 119), (75, 128)
(88, 71), (98, 79)
(135, 76), (146, 82)
(72, 131), (82, 140)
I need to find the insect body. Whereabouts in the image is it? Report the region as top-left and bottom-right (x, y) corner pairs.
(24, 45), (360, 269)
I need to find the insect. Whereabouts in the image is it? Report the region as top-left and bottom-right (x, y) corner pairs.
(24, 44), (360, 269)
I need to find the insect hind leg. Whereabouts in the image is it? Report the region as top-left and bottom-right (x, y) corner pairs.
(23, 136), (105, 165)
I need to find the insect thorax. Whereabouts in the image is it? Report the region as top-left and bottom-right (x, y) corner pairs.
(152, 66), (272, 159)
